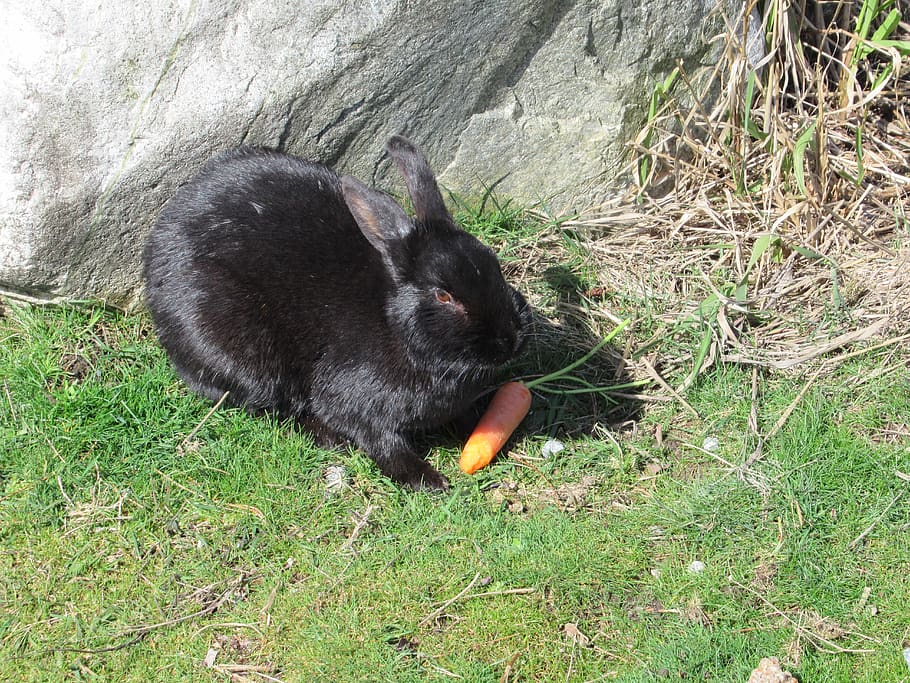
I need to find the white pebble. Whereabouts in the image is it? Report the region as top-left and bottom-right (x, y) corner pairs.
(688, 560), (706, 573)
(541, 439), (565, 458)
(903, 647), (910, 671)
(324, 464), (348, 494)
(702, 436), (720, 452)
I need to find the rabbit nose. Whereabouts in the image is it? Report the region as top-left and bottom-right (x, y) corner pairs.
(501, 327), (526, 360)
(486, 330), (515, 363)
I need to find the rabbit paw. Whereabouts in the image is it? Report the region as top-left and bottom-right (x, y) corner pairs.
(382, 453), (449, 492)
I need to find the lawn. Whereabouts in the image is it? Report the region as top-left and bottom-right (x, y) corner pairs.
(0, 296), (907, 682)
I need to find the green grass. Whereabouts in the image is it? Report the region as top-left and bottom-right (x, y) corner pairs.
(1, 300), (908, 682)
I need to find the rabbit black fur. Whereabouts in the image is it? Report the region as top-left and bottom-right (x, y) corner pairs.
(143, 136), (531, 490)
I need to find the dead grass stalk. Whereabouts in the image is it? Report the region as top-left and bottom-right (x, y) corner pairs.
(561, 0), (909, 390)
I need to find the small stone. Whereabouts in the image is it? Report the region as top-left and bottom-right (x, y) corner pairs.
(541, 439), (565, 458)
(202, 647), (218, 668)
(324, 464), (348, 494)
(903, 647), (910, 671)
(688, 560), (706, 573)
(562, 622), (590, 648)
(702, 436), (719, 452)
(747, 656), (796, 683)
(643, 462), (664, 476)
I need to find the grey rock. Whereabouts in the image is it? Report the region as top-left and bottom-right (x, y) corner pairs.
(1, 0), (735, 305)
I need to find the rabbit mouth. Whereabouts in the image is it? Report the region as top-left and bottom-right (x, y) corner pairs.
(475, 320), (529, 368)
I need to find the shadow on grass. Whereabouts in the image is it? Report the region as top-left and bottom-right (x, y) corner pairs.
(425, 263), (642, 459)
(519, 264), (642, 436)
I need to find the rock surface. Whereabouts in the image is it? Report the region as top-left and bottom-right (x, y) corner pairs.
(1, 0), (734, 305)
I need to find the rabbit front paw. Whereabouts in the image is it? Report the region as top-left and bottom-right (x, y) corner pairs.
(380, 452), (449, 492)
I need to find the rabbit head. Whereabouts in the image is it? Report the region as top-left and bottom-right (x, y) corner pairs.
(341, 136), (531, 377)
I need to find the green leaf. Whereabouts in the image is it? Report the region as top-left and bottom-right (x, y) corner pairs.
(793, 245), (826, 261)
(871, 8), (901, 41)
(871, 63), (895, 91)
(743, 71), (767, 141)
(638, 68), (678, 189)
(696, 293), (721, 321)
(638, 154), (651, 188)
(736, 234), (781, 301)
(765, 1), (778, 46)
(793, 122), (817, 196)
(687, 325), (714, 383)
(661, 66), (679, 93)
(874, 38), (910, 53)
(857, 36), (910, 63)
(855, 0), (881, 41)
(746, 234), (773, 273)
(735, 280), (748, 303)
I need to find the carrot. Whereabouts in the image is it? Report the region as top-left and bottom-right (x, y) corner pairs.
(459, 381), (532, 475)
(458, 319), (633, 475)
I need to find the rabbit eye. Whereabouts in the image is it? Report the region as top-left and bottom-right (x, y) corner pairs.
(434, 289), (454, 305)
(433, 288), (465, 314)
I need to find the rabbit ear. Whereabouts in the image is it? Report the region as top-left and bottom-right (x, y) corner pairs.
(341, 175), (414, 279)
(385, 136), (450, 224)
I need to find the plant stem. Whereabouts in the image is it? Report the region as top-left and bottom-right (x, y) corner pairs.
(524, 319), (631, 390)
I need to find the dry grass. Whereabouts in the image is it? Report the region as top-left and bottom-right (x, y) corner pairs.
(543, 0), (909, 389)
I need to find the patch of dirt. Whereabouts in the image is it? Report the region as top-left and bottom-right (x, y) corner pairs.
(60, 353), (92, 382)
(751, 561), (778, 593)
(203, 631), (278, 680)
(212, 633), (262, 662)
(387, 635), (420, 656)
(487, 475), (599, 513)
(868, 421), (910, 446)
(802, 612), (847, 641)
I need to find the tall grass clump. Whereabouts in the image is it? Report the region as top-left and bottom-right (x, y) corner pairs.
(570, 0), (909, 383)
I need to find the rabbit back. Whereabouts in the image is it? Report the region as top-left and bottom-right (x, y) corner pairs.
(143, 149), (390, 413)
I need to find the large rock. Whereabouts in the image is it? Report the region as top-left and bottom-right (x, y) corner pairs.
(0, 0), (729, 306)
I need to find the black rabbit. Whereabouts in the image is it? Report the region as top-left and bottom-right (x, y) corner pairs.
(143, 136), (531, 490)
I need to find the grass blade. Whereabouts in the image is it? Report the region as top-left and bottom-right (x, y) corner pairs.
(793, 122), (817, 196)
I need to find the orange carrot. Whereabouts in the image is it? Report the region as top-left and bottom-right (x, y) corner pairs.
(459, 382), (532, 475)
